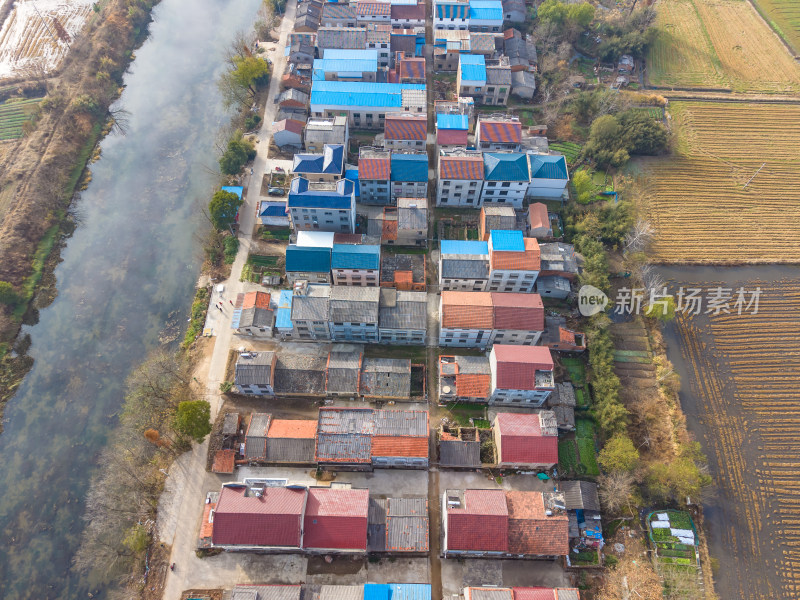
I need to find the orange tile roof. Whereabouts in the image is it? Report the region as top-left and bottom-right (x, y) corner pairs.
(200, 501), (217, 539)
(490, 238), (540, 272)
(382, 219), (398, 240)
(242, 291), (271, 310)
(528, 203), (548, 230)
(455, 373), (491, 397)
(267, 419), (317, 439)
(491, 293), (544, 330)
(441, 291), (494, 329)
(505, 491), (568, 556)
(371, 435), (429, 457)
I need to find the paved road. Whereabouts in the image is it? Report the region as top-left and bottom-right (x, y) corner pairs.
(158, 2), (298, 597)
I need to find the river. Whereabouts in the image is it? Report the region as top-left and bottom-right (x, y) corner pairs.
(0, 0), (262, 597)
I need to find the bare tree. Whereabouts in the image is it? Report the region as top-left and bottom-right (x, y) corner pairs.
(598, 470), (636, 514)
(638, 263), (665, 294)
(624, 218), (655, 253)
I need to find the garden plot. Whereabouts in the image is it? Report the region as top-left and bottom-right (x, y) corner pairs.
(0, 0), (94, 80)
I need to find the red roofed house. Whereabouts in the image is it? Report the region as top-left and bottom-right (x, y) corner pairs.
(303, 487), (369, 551)
(505, 491), (569, 557)
(359, 147), (392, 205)
(527, 203), (552, 238)
(273, 119), (304, 149)
(443, 489), (509, 556)
(493, 412), (558, 469)
(211, 484), (306, 549)
(236, 291), (275, 338)
(384, 113), (427, 151)
(439, 291), (494, 349)
(436, 151), (485, 207)
(513, 588), (581, 600)
(476, 117), (523, 152)
(488, 231), (541, 293)
(489, 292), (544, 346)
(490, 344), (555, 405)
(391, 1), (425, 27)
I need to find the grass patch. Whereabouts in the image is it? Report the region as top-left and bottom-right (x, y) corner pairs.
(182, 287), (209, 348)
(445, 403), (487, 426)
(247, 254), (279, 267)
(12, 222), (61, 320)
(223, 236), (239, 264)
(0, 97), (42, 140)
(382, 245), (428, 254)
(561, 357), (586, 386)
(549, 141), (582, 164)
(576, 418), (596, 439)
(260, 228), (290, 240)
(576, 437), (600, 476)
(364, 344), (426, 361)
(559, 439), (578, 474)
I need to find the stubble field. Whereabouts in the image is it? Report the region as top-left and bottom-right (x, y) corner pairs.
(648, 0), (800, 92)
(753, 0), (800, 54)
(638, 101), (800, 264)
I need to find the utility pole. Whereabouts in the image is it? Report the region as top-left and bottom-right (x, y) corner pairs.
(743, 162), (766, 189)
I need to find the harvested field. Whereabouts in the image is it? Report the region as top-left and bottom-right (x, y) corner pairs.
(753, 0), (800, 54)
(665, 269), (800, 599)
(649, 0), (800, 92)
(639, 101), (800, 264)
(0, 0), (94, 80)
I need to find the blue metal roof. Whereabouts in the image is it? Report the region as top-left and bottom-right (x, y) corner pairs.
(390, 584), (431, 600)
(313, 49), (378, 79)
(459, 54), (486, 83)
(436, 114), (469, 130)
(285, 245), (332, 273)
(221, 185), (243, 200)
(288, 177), (354, 209)
(331, 244), (381, 269)
(490, 229), (525, 252)
(310, 81), (425, 109)
(345, 168), (360, 197)
(275, 290), (294, 329)
(530, 154), (568, 180)
(259, 201), (288, 217)
(469, 0), (503, 20)
(390, 153), (428, 182)
(364, 585), (392, 600)
(440, 240), (489, 255)
(483, 152), (530, 181)
(293, 144), (344, 175)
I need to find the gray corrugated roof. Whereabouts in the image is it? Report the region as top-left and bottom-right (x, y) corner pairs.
(559, 480), (600, 512)
(550, 382), (576, 407)
(441, 257), (489, 279)
(380, 253), (425, 284)
(368, 498), (387, 551)
(222, 412), (241, 436)
(267, 437), (316, 463)
(552, 405), (575, 430)
(326, 351), (362, 394)
(245, 412), (271, 460)
(439, 439), (481, 467)
(470, 590), (512, 600)
(455, 355), (491, 374)
(274, 354), (328, 395)
(235, 352), (275, 386)
(316, 433), (372, 461)
(486, 66), (512, 85)
(232, 586), (303, 600)
(557, 591), (580, 600)
(318, 408), (375, 434)
(360, 359), (412, 398)
(239, 306), (274, 329)
(319, 586), (363, 600)
(373, 409), (427, 436)
(379, 292), (426, 330)
(387, 515), (428, 551)
(363, 357), (412, 374)
(388, 497), (427, 516)
(328, 286), (380, 323)
(291, 292), (331, 322)
(398, 201), (427, 231)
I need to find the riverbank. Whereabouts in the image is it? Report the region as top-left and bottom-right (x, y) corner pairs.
(0, 0), (163, 427)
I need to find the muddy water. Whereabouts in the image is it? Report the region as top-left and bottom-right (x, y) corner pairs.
(0, 0), (261, 598)
(658, 265), (800, 599)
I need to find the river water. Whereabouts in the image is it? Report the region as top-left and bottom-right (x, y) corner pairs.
(0, 0), (261, 597)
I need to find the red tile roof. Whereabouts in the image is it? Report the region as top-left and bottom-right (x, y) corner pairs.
(399, 57), (426, 81)
(441, 291), (493, 329)
(382, 219), (398, 241)
(447, 489), (509, 552)
(274, 118), (305, 135)
(490, 239), (540, 271)
(493, 345), (553, 390)
(438, 128), (469, 145)
(385, 114), (427, 141)
(495, 413), (557, 465)
(212, 485), (305, 547)
(512, 589), (569, 600)
(455, 373), (491, 398)
(491, 292), (544, 331)
(358, 1), (391, 16)
(200, 501), (216, 540)
(372, 435), (429, 457)
(359, 157), (391, 180)
(243, 291), (271, 310)
(303, 488), (369, 550)
(505, 491), (569, 556)
(391, 2), (425, 20)
(440, 155), (484, 179)
(212, 449), (236, 474)
(528, 203), (549, 230)
(268, 419), (317, 439)
(480, 120), (522, 144)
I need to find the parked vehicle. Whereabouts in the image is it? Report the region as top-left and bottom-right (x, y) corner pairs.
(268, 187), (285, 196)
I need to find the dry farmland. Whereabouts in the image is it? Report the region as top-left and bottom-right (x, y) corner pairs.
(648, 0), (800, 93)
(638, 101), (800, 264)
(670, 274), (800, 599)
(753, 0), (800, 54)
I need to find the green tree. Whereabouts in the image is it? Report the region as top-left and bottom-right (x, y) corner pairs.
(645, 294), (676, 322)
(122, 524), (150, 554)
(572, 169), (595, 204)
(598, 434), (640, 472)
(173, 399), (212, 443)
(208, 190), (243, 231)
(567, 2), (595, 27)
(537, 0), (568, 24)
(231, 56), (270, 95)
(0, 281), (18, 305)
(219, 132), (257, 175)
(619, 110), (668, 156)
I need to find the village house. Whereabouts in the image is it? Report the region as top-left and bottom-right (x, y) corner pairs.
(278, 88), (310, 110)
(438, 425), (482, 468)
(439, 240), (490, 291)
(489, 291), (544, 346)
(483, 57), (512, 105)
(479, 205), (516, 240)
(396, 198), (428, 245)
(234, 351), (277, 396)
(234, 291), (274, 338)
(469, 0), (504, 32)
(294, 0), (323, 32)
(502, 0), (527, 23)
(310, 81), (426, 128)
(504, 28), (537, 72)
(542, 316), (586, 352)
(436, 113), (470, 149)
(436, 151), (485, 207)
(527, 202), (552, 238)
(548, 381), (576, 431)
(381, 252), (426, 291)
(457, 54), (487, 99)
(442, 488), (568, 558)
(464, 588), (580, 600)
(325, 349), (363, 397)
(266, 419), (318, 465)
(538, 242), (579, 282)
(383, 113), (428, 151)
(287, 38), (315, 65)
(489, 344), (555, 405)
(272, 118), (304, 148)
(290, 284), (332, 340)
(378, 288), (427, 344)
(360, 357), (412, 399)
(316, 407), (429, 470)
(481, 152), (531, 208)
(391, 1), (426, 28)
(391, 27), (424, 58)
(285, 244), (332, 284)
(365, 23), (393, 67)
(292, 144), (345, 183)
(274, 353), (329, 396)
(391, 153), (429, 200)
(476, 116), (522, 151)
(357, 1), (392, 26)
(487, 229), (540, 292)
(434, 0), (470, 30)
(511, 71), (536, 100)
(438, 354), (492, 403)
(358, 147), (393, 205)
(275, 290), (294, 339)
(328, 286), (381, 342)
(320, 2), (358, 27)
(331, 243), (381, 286)
(526, 154), (569, 200)
(432, 30), (470, 71)
(367, 500), (430, 554)
(287, 177), (356, 233)
(316, 27), (368, 57)
(493, 411), (559, 470)
(313, 49), (379, 82)
(558, 480), (603, 550)
(243, 412), (272, 461)
(304, 116), (349, 153)
(393, 52), (426, 84)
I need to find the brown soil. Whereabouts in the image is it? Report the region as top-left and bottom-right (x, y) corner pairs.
(181, 591), (223, 600)
(141, 543), (171, 600)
